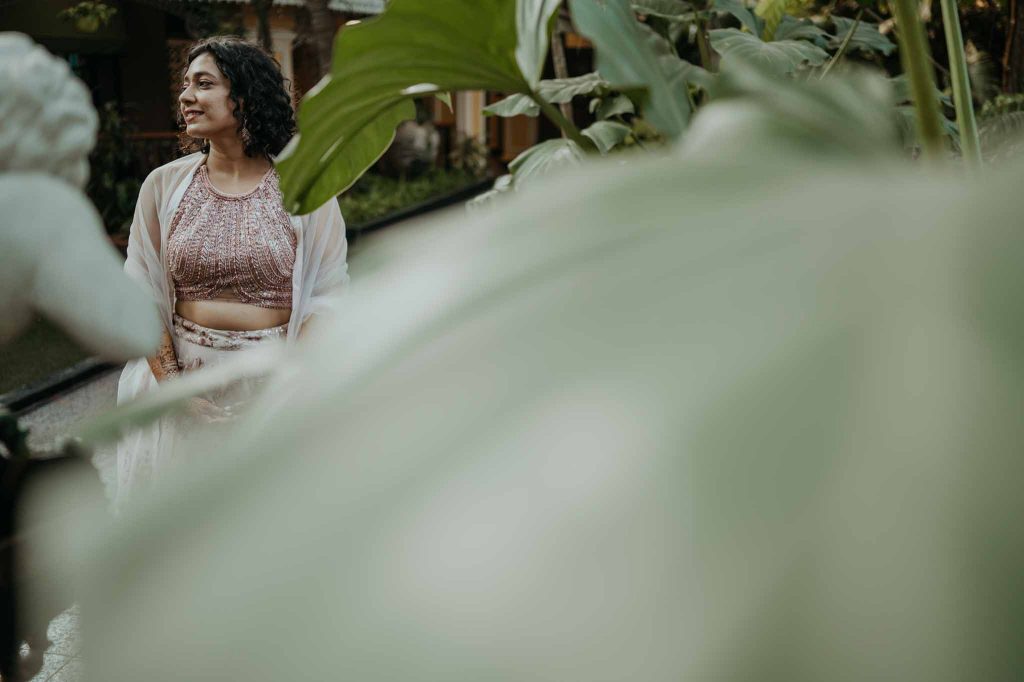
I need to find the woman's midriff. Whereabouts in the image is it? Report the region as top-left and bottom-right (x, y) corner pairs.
(175, 298), (290, 331)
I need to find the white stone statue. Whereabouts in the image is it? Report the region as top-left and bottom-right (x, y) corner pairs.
(0, 32), (160, 359)
(0, 31), (162, 682)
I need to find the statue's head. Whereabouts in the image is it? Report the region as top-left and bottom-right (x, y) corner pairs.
(0, 32), (97, 188)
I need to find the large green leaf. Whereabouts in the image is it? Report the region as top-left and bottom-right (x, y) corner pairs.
(582, 120), (633, 152)
(774, 15), (830, 48)
(277, 0), (529, 214)
(632, 0), (693, 20)
(508, 138), (586, 184)
(570, 0), (691, 138)
(754, 0), (788, 40)
(829, 16), (896, 56)
(684, 60), (900, 160)
(483, 94), (541, 118)
(642, 21), (716, 91)
(484, 73), (608, 117)
(516, 0), (564, 87)
(710, 28), (828, 75)
(591, 92), (637, 119)
(712, 0), (761, 35)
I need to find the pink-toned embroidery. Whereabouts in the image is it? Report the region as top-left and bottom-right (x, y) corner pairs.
(167, 164), (297, 310)
(173, 314), (286, 353)
(177, 356), (204, 373)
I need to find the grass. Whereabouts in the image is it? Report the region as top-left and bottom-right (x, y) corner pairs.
(339, 168), (483, 228)
(0, 317), (90, 397)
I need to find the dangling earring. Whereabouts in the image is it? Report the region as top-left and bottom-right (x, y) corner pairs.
(241, 123), (252, 146)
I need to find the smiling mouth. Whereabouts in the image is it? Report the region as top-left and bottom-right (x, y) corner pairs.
(184, 110), (203, 121)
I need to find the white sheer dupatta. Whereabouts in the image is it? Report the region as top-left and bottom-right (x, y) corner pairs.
(115, 152), (349, 500)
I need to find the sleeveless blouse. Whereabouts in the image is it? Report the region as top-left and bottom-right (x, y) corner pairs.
(167, 164), (297, 309)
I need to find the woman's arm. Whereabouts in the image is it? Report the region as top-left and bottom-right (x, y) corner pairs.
(295, 199), (349, 335)
(146, 327), (228, 421)
(145, 328), (179, 383)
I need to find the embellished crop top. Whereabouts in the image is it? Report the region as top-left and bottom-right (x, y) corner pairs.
(167, 163), (297, 310)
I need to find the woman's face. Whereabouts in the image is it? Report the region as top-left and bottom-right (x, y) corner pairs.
(179, 53), (238, 141)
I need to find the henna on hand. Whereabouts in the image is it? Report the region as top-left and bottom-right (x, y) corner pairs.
(146, 329), (180, 383)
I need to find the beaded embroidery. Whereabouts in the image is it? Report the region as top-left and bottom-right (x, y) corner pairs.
(167, 164), (296, 309)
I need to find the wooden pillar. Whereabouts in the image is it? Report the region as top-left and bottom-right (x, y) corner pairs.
(455, 90), (486, 143)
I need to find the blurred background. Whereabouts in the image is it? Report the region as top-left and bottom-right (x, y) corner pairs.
(0, 0), (559, 397)
(2, 0), (1023, 398)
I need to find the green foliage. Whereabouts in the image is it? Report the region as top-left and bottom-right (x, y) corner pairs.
(449, 135), (491, 177)
(773, 16), (829, 47)
(281, 0), (961, 216)
(829, 16), (896, 56)
(582, 120), (634, 153)
(713, 0), (762, 34)
(709, 28), (829, 74)
(277, 0), (533, 214)
(57, 1), (118, 29)
(87, 102), (143, 237)
(508, 138), (586, 184)
(686, 60), (901, 160)
(754, 0), (791, 40)
(980, 93), (1024, 118)
(516, 0), (565, 87)
(632, 0), (693, 20)
(484, 73), (609, 117)
(633, 0), (698, 49)
(889, 74), (959, 151)
(338, 168), (483, 228)
(570, 0), (693, 138)
(591, 93), (636, 119)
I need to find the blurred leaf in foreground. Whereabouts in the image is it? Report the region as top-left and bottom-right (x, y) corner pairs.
(72, 61), (1024, 682)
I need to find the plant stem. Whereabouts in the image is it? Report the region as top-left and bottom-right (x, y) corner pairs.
(891, 0), (946, 161)
(863, 6), (952, 76)
(820, 9), (863, 79)
(550, 14), (575, 132)
(938, 0), (982, 167)
(696, 14), (714, 71)
(532, 92), (596, 151)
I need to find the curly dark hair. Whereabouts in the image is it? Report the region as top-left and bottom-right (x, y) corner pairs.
(178, 36), (296, 160)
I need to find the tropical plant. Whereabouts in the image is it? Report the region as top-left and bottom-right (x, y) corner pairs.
(277, 0), (974, 215)
(938, 0), (981, 165)
(275, 0), (570, 214)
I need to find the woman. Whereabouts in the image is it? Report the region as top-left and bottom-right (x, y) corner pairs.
(116, 36), (348, 502)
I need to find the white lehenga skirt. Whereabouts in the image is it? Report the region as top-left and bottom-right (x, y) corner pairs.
(115, 314), (286, 505)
